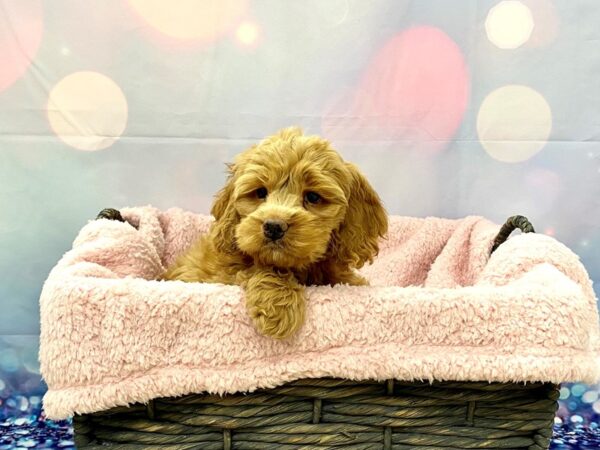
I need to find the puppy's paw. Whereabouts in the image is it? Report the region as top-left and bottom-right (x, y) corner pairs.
(244, 270), (305, 339)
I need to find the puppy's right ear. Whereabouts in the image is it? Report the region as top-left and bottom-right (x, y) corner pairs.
(211, 163), (235, 220)
(210, 163), (239, 254)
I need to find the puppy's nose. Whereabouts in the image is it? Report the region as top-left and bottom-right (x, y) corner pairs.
(263, 219), (288, 241)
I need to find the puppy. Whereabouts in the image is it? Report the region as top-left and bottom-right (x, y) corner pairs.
(164, 127), (388, 339)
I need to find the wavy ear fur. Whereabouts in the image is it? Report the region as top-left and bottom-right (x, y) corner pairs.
(330, 163), (388, 268)
(210, 163), (239, 254)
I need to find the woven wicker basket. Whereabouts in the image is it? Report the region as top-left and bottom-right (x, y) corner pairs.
(73, 214), (557, 449)
(74, 378), (558, 449)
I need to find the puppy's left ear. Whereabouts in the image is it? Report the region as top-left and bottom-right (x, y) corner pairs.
(331, 163), (388, 268)
(210, 163), (239, 254)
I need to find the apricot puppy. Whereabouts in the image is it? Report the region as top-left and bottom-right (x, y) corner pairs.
(164, 127), (387, 339)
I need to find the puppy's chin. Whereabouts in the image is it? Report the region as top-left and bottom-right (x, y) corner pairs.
(236, 234), (321, 268)
(235, 218), (330, 269)
(256, 242), (302, 268)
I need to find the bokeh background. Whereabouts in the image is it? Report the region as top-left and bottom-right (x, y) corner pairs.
(1, 0), (599, 448)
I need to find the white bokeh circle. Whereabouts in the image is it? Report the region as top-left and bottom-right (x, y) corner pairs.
(128, 0), (247, 42)
(235, 22), (259, 46)
(477, 85), (552, 163)
(486, 1), (534, 49)
(47, 71), (128, 151)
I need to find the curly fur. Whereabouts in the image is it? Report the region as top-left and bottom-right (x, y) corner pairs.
(164, 127), (388, 338)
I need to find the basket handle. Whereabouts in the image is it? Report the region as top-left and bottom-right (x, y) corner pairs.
(96, 207), (139, 230)
(490, 215), (535, 254)
(96, 208), (126, 222)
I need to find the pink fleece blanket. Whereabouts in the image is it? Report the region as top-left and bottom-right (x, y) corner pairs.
(39, 206), (600, 419)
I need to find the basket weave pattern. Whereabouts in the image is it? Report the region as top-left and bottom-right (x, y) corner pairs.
(74, 378), (558, 449)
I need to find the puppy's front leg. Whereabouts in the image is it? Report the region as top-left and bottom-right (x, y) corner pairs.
(237, 268), (305, 339)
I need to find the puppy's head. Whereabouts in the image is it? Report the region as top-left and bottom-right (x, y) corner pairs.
(212, 127), (387, 269)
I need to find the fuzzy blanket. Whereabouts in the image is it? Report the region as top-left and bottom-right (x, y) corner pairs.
(39, 206), (600, 419)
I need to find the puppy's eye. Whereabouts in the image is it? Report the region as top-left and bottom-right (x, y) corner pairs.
(304, 191), (321, 204)
(256, 187), (268, 199)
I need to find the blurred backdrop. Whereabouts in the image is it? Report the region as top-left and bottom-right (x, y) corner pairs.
(1, 0), (599, 447)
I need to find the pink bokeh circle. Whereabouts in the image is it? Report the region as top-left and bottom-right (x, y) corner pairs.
(323, 26), (469, 151)
(0, 1), (43, 94)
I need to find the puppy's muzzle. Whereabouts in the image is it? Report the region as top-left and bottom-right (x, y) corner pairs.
(263, 219), (288, 241)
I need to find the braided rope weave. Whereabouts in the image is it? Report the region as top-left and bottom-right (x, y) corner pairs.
(490, 215), (535, 253)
